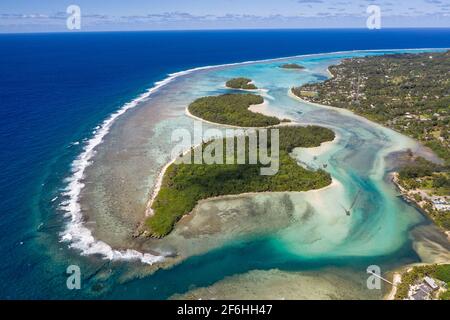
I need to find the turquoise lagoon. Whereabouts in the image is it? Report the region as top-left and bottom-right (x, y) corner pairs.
(68, 50), (449, 299)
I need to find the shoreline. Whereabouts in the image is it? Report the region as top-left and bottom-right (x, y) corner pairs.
(144, 98), (336, 228)
(224, 82), (260, 92)
(64, 47), (448, 264)
(385, 272), (402, 300)
(290, 87), (449, 239)
(160, 172), (340, 236)
(289, 79), (450, 299)
(185, 105), (250, 129)
(191, 171), (339, 203)
(288, 87), (444, 170)
(288, 87), (370, 120)
(144, 125), (340, 222)
(384, 262), (450, 300)
(326, 66), (334, 79)
(289, 62), (446, 166)
(390, 172), (450, 241)
(185, 97), (293, 129)
(289, 85), (421, 138)
(296, 136), (338, 158)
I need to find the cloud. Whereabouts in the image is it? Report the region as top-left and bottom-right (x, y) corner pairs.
(424, 0), (442, 4)
(0, 13), (52, 19)
(297, 0), (323, 3)
(1, 3), (450, 32)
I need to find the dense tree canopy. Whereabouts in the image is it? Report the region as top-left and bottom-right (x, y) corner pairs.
(294, 51), (450, 164)
(146, 126), (335, 237)
(225, 77), (258, 90)
(188, 93), (280, 127)
(280, 63), (305, 70)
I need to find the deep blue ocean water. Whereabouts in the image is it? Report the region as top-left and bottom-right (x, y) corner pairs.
(1, 29), (450, 299)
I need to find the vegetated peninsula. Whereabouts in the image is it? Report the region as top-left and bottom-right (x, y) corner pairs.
(145, 126), (334, 237)
(292, 50), (450, 232)
(188, 93), (281, 127)
(280, 63), (305, 70)
(293, 51), (450, 164)
(226, 77), (258, 90)
(393, 156), (449, 231)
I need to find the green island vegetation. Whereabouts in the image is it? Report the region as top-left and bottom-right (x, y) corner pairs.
(293, 51), (450, 164)
(280, 63), (305, 70)
(225, 77), (258, 90)
(293, 51), (450, 230)
(145, 126), (335, 237)
(188, 93), (282, 127)
(398, 156), (446, 182)
(397, 156), (450, 230)
(395, 264), (450, 300)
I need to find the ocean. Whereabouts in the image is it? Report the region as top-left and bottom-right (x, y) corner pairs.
(1, 29), (450, 299)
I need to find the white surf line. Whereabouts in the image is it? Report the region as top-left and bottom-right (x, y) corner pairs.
(61, 47), (448, 265)
(145, 138), (205, 217)
(59, 67), (247, 264)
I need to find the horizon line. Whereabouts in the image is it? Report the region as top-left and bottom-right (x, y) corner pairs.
(2, 26), (450, 35)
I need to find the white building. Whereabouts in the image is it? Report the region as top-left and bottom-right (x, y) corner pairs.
(424, 276), (439, 291)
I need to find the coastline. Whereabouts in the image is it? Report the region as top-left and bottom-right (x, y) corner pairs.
(384, 262), (450, 300)
(288, 87), (444, 169)
(223, 82), (260, 92)
(288, 87), (367, 120)
(201, 177), (340, 200)
(143, 97), (337, 233)
(185, 96), (292, 129)
(295, 136), (338, 158)
(290, 73), (450, 245)
(63, 47), (448, 265)
(290, 59), (447, 167)
(289, 86), (421, 138)
(290, 86), (449, 238)
(146, 171), (339, 239)
(391, 172), (450, 241)
(184, 105), (249, 129)
(385, 272), (402, 300)
(326, 66), (334, 79)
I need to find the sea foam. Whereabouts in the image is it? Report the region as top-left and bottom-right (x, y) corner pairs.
(59, 48), (448, 265)
(57, 57), (289, 264)
(59, 69), (200, 264)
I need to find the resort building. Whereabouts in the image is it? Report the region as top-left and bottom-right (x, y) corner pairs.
(408, 276), (440, 300)
(431, 198), (450, 212)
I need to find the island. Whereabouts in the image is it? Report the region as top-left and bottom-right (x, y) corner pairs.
(225, 77), (258, 90)
(280, 63), (305, 70)
(188, 93), (281, 127)
(292, 50), (450, 233)
(145, 126), (334, 237)
(144, 92), (335, 237)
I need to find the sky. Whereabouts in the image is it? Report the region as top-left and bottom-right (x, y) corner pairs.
(0, 0), (449, 33)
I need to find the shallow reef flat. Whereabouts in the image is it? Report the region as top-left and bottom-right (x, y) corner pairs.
(74, 49), (449, 298)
